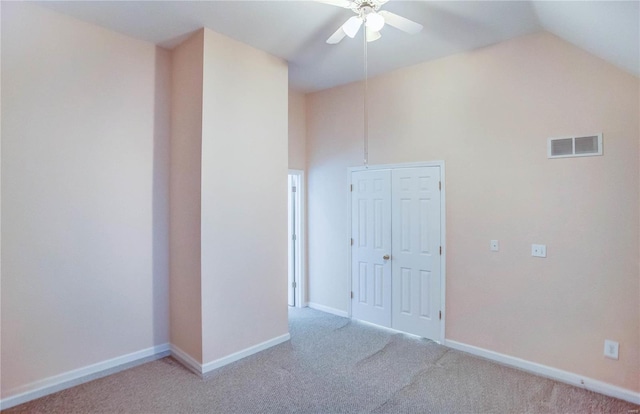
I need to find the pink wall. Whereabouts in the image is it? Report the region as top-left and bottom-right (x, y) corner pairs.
(3, 1), (288, 402)
(306, 32), (639, 392)
(169, 28), (289, 366)
(200, 28), (289, 364)
(169, 30), (205, 362)
(1, 2), (171, 395)
(288, 90), (307, 171)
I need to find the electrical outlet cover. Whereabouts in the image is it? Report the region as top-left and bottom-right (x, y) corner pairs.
(532, 244), (547, 257)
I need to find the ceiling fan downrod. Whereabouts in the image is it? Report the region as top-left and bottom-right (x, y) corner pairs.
(363, 20), (369, 168)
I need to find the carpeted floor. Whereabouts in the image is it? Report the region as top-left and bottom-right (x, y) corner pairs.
(4, 308), (639, 413)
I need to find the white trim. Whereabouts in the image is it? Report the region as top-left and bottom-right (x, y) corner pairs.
(171, 334), (291, 376)
(169, 344), (204, 376)
(201, 333), (290, 374)
(445, 339), (640, 405)
(347, 161), (447, 343)
(0, 344), (171, 410)
(308, 302), (349, 318)
(349, 161), (444, 172)
(438, 161), (446, 344)
(288, 169), (306, 308)
(346, 166), (354, 318)
(0, 334), (292, 410)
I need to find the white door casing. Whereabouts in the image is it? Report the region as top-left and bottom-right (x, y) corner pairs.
(351, 170), (393, 327)
(288, 171), (304, 307)
(349, 163), (443, 341)
(391, 167), (441, 339)
(288, 174), (296, 306)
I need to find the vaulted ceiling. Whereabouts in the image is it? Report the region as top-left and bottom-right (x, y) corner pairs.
(35, 1), (640, 92)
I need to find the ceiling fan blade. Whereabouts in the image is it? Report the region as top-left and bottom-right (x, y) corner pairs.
(378, 10), (423, 34)
(314, 0), (352, 9)
(326, 26), (347, 44)
(366, 27), (381, 42)
(343, 16), (363, 38)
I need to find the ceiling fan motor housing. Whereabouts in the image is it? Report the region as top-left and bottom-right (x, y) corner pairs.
(360, 6), (374, 18)
(353, 1), (381, 14)
(325, 0), (423, 44)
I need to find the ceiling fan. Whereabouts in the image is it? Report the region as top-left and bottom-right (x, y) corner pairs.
(320, 0), (423, 44)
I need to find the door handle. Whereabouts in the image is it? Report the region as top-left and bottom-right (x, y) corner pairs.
(383, 254), (390, 260)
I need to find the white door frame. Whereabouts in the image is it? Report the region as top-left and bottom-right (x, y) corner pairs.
(347, 161), (446, 343)
(288, 169), (306, 308)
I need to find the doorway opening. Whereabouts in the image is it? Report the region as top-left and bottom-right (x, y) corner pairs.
(288, 170), (305, 308)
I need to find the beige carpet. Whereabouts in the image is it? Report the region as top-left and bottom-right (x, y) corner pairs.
(4, 308), (639, 413)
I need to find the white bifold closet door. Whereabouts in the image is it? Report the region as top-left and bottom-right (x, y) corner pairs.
(351, 166), (441, 340)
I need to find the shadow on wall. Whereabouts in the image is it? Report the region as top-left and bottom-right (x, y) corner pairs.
(152, 47), (171, 345)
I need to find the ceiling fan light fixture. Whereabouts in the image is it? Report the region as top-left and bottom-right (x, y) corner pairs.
(343, 16), (363, 38)
(366, 27), (381, 42)
(365, 12), (385, 32)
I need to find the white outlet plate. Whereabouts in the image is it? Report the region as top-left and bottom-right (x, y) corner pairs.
(532, 244), (547, 257)
(490, 240), (499, 251)
(604, 340), (619, 360)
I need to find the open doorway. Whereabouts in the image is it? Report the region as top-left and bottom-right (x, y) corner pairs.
(288, 170), (304, 307)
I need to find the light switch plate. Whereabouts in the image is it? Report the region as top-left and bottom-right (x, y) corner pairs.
(490, 240), (499, 251)
(604, 340), (619, 360)
(532, 244), (546, 257)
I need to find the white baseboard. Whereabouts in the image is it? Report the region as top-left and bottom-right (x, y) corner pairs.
(169, 344), (204, 376)
(307, 302), (349, 318)
(445, 339), (640, 405)
(0, 343), (171, 410)
(8, 335), (634, 408)
(1, 333), (292, 410)
(201, 333), (290, 374)
(170, 333), (291, 375)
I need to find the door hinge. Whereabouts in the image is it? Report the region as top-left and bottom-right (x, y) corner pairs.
(351, 291), (354, 299)
(292, 281), (297, 288)
(439, 246), (442, 255)
(439, 181), (441, 191)
(292, 186), (297, 193)
(350, 238), (354, 246)
(292, 234), (297, 241)
(439, 310), (442, 320)
(350, 184), (353, 192)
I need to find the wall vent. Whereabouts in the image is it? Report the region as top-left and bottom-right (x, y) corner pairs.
(547, 134), (602, 159)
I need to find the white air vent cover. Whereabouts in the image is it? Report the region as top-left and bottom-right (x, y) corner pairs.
(548, 134), (602, 159)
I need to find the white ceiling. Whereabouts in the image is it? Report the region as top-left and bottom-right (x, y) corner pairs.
(34, 1), (640, 93)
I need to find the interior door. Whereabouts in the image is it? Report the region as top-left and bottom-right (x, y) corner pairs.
(351, 170), (392, 327)
(391, 167), (441, 339)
